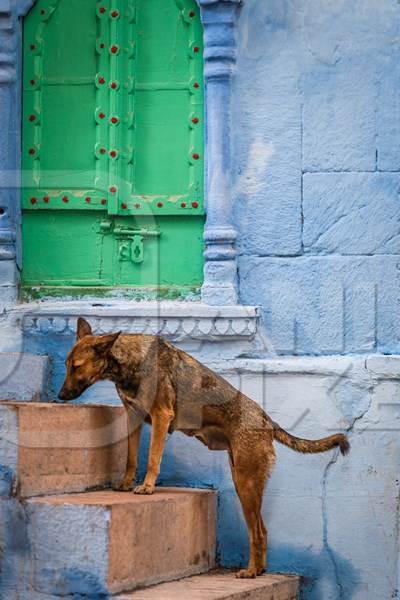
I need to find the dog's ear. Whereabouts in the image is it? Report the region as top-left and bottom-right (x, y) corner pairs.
(77, 317), (93, 340)
(94, 331), (121, 354)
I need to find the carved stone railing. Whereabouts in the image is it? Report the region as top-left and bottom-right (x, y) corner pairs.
(9, 300), (259, 342)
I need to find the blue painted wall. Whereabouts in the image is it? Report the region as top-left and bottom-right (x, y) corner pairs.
(233, 0), (400, 356)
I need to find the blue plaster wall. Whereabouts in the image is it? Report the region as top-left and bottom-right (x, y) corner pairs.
(233, 0), (400, 356)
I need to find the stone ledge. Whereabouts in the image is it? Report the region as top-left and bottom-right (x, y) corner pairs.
(9, 300), (259, 342)
(365, 355), (400, 379)
(207, 354), (400, 379)
(115, 571), (300, 600)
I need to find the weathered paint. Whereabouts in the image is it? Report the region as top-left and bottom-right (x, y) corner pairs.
(22, 0), (205, 294)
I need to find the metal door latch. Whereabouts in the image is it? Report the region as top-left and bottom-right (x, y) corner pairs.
(114, 226), (161, 264)
(98, 221), (161, 264)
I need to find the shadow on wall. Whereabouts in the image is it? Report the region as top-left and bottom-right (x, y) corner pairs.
(270, 543), (360, 600)
(0, 498), (31, 598)
(217, 490), (361, 600)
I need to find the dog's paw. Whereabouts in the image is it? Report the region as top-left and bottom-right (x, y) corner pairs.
(134, 483), (154, 495)
(235, 568), (258, 579)
(112, 479), (133, 492)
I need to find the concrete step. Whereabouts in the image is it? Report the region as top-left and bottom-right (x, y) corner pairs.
(0, 401), (127, 497)
(115, 571), (300, 600)
(26, 488), (216, 596)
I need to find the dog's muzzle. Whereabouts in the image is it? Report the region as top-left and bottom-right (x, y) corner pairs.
(58, 387), (78, 401)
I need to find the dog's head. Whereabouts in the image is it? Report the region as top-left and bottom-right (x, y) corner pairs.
(58, 317), (121, 401)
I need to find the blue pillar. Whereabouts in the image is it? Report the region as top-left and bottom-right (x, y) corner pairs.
(198, 0), (241, 305)
(0, 1), (35, 311)
(0, 1), (20, 308)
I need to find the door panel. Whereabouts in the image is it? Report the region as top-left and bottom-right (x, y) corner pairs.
(42, 0), (97, 78)
(22, 211), (108, 286)
(135, 91), (191, 195)
(22, 0), (204, 296)
(40, 85), (97, 186)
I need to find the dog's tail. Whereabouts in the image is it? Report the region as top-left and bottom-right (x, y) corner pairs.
(272, 422), (350, 456)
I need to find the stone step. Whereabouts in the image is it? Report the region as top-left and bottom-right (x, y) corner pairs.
(26, 488), (216, 596)
(115, 571), (300, 600)
(0, 401), (127, 497)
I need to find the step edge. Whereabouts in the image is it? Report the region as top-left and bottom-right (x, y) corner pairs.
(110, 564), (217, 596)
(26, 487), (218, 506)
(0, 400), (125, 410)
(113, 571), (300, 599)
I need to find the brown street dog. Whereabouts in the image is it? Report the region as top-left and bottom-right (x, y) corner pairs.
(59, 317), (350, 579)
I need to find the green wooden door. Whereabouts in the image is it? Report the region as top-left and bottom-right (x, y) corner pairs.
(22, 0), (204, 299)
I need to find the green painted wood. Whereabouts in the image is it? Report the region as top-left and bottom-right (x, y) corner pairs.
(22, 0), (204, 293)
(22, 212), (204, 288)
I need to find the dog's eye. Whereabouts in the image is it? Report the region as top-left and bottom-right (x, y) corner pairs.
(73, 359), (85, 368)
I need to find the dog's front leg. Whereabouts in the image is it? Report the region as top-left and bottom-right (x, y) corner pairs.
(134, 409), (172, 495)
(113, 420), (143, 491)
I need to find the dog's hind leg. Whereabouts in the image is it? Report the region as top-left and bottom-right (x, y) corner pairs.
(229, 440), (275, 578)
